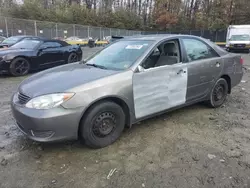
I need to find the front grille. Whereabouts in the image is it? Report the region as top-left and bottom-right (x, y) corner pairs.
(234, 44), (246, 48)
(18, 92), (30, 104)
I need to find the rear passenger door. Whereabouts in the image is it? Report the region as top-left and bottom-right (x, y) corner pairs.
(181, 37), (222, 102)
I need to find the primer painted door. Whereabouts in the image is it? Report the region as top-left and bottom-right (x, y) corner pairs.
(133, 63), (188, 119)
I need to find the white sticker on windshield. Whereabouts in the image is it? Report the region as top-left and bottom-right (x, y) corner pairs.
(125, 45), (143, 50)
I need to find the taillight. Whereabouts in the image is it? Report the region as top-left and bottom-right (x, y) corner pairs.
(240, 57), (244, 65)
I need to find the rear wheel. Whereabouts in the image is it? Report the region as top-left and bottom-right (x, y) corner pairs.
(9, 57), (30, 76)
(80, 101), (125, 148)
(207, 78), (228, 108)
(68, 52), (78, 63)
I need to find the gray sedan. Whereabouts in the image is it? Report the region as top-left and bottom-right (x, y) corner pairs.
(11, 35), (243, 148)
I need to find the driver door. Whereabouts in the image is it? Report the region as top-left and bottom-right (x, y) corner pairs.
(37, 42), (64, 69)
(133, 39), (188, 119)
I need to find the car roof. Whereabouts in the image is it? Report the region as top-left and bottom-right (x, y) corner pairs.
(9, 35), (43, 38)
(119, 34), (205, 42)
(24, 38), (69, 46)
(117, 34), (228, 56)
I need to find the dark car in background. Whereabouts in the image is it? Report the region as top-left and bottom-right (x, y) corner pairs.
(0, 38), (82, 76)
(107, 36), (126, 44)
(0, 35), (43, 48)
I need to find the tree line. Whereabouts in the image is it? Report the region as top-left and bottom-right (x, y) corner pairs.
(1, 0), (250, 31)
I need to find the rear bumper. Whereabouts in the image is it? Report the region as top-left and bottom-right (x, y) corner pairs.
(231, 68), (244, 89)
(11, 94), (84, 142)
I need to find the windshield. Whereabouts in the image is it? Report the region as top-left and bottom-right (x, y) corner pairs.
(10, 39), (41, 49)
(86, 40), (154, 70)
(2, 36), (23, 44)
(230, 34), (250, 41)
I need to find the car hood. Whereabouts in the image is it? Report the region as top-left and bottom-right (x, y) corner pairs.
(18, 63), (120, 97)
(0, 48), (32, 54)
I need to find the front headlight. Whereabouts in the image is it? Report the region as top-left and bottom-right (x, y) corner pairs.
(0, 55), (6, 61)
(25, 93), (75, 109)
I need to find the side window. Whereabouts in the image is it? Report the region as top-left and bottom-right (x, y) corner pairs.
(40, 42), (62, 49)
(141, 39), (180, 69)
(182, 38), (218, 62)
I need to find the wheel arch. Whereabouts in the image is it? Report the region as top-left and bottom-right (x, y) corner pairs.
(221, 74), (231, 94)
(11, 55), (31, 62)
(78, 96), (131, 138)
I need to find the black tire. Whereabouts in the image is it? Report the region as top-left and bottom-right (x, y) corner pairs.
(68, 52), (78, 63)
(207, 78), (228, 108)
(9, 57), (30, 76)
(80, 101), (125, 148)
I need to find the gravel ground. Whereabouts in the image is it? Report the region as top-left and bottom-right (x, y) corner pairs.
(1, 48), (250, 188)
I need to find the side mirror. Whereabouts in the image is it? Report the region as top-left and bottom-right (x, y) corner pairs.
(137, 65), (145, 72)
(39, 46), (50, 51)
(152, 51), (160, 56)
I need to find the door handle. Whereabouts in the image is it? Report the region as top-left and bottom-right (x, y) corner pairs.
(177, 69), (186, 75)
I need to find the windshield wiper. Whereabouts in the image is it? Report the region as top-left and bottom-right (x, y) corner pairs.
(86, 63), (107, 69)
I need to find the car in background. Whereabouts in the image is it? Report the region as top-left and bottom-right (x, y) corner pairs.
(11, 35), (243, 148)
(53, 37), (64, 41)
(0, 38), (82, 76)
(0, 35), (43, 48)
(65, 36), (89, 46)
(106, 35), (126, 44)
(65, 36), (85, 42)
(0, 36), (6, 43)
(226, 25), (250, 52)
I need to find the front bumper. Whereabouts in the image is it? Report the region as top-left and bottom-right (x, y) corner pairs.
(228, 47), (250, 51)
(227, 45), (250, 51)
(0, 60), (10, 74)
(11, 94), (84, 142)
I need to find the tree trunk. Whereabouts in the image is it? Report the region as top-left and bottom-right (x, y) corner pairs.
(43, 0), (49, 9)
(85, 0), (92, 9)
(93, 0), (97, 10)
(138, 0), (142, 15)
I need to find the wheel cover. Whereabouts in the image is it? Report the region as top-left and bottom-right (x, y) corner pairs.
(213, 84), (225, 102)
(92, 112), (116, 138)
(14, 60), (29, 75)
(69, 54), (78, 63)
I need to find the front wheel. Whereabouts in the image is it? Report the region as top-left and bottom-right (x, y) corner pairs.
(9, 57), (30, 76)
(207, 78), (228, 108)
(80, 101), (125, 148)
